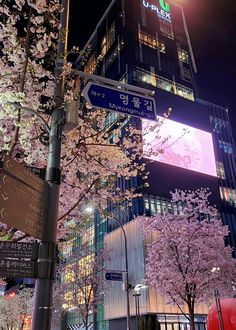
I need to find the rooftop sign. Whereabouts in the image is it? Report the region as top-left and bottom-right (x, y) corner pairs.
(143, 0), (171, 22)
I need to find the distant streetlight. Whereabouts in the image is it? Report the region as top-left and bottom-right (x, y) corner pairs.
(133, 284), (146, 330)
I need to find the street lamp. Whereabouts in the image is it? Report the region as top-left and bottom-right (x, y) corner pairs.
(133, 284), (146, 330)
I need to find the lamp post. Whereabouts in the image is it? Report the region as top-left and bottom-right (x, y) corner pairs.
(211, 268), (224, 330)
(111, 216), (131, 330)
(31, 1), (69, 329)
(133, 284), (146, 330)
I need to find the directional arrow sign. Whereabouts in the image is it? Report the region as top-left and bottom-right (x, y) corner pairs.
(82, 82), (157, 121)
(105, 272), (123, 281)
(3, 156), (47, 193)
(0, 173), (48, 239)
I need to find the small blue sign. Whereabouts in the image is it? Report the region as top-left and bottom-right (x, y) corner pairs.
(105, 272), (123, 281)
(82, 82), (156, 121)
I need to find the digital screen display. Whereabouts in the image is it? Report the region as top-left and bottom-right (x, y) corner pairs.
(143, 116), (217, 177)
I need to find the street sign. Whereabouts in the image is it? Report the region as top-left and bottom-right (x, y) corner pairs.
(0, 173), (47, 239)
(3, 156), (47, 193)
(0, 259), (36, 278)
(105, 272), (123, 281)
(82, 82), (157, 121)
(0, 241), (38, 260)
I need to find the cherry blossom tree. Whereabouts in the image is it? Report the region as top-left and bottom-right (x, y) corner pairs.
(53, 245), (108, 330)
(140, 188), (236, 330)
(0, 288), (33, 329)
(0, 0), (167, 242)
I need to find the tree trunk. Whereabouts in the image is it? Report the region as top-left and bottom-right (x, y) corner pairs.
(188, 303), (195, 330)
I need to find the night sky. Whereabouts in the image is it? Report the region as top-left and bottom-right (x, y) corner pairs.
(70, 0), (236, 142)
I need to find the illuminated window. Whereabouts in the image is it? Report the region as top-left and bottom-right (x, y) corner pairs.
(82, 227), (94, 246)
(216, 162), (226, 179)
(144, 195), (181, 215)
(100, 22), (115, 57)
(78, 254), (95, 277)
(77, 285), (93, 305)
(159, 20), (174, 39)
(219, 140), (233, 154)
(61, 239), (74, 258)
(210, 116), (228, 133)
(138, 31), (165, 53)
(84, 54), (96, 74)
(63, 291), (74, 308)
(219, 187), (236, 206)
(178, 49), (189, 64)
(101, 37), (107, 57)
(132, 67), (194, 101)
(64, 264), (76, 283)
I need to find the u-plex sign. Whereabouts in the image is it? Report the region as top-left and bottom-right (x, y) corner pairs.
(143, 0), (171, 22)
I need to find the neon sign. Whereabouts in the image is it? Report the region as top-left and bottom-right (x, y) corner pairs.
(143, 0), (171, 22)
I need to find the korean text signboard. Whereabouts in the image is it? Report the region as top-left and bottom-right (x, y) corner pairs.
(0, 241), (39, 278)
(105, 272), (123, 281)
(82, 82), (157, 121)
(0, 259), (36, 278)
(0, 241), (38, 260)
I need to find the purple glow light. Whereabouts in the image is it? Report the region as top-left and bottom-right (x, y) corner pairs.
(143, 116), (217, 177)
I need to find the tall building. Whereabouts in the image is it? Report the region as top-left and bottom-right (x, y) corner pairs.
(65, 0), (236, 328)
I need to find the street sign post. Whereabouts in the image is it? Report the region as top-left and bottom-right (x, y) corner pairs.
(82, 82), (157, 121)
(105, 272), (123, 281)
(0, 173), (48, 239)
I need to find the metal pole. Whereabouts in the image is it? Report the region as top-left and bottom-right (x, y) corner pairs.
(31, 1), (69, 329)
(137, 294), (140, 330)
(113, 217), (131, 330)
(134, 294), (138, 330)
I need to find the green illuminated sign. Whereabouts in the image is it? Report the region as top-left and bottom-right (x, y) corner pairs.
(143, 0), (171, 22)
(159, 0), (170, 13)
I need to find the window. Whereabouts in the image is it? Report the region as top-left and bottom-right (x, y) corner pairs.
(77, 285), (93, 305)
(81, 227), (94, 246)
(210, 116), (228, 133)
(178, 49), (189, 64)
(100, 22), (115, 57)
(182, 67), (191, 82)
(216, 162), (226, 179)
(64, 264), (76, 283)
(219, 140), (233, 154)
(159, 20), (174, 39)
(63, 291), (74, 308)
(84, 53), (96, 74)
(144, 195), (181, 215)
(78, 253), (95, 277)
(219, 186), (236, 206)
(138, 30), (165, 53)
(132, 67), (194, 101)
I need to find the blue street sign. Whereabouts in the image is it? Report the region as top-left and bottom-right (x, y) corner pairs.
(82, 82), (156, 121)
(105, 272), (123, 281)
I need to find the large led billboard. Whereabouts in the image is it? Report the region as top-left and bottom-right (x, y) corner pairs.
(143, 116), (217, 177)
